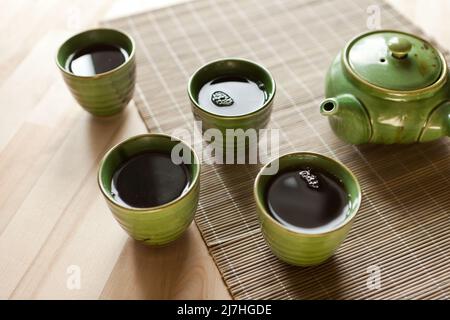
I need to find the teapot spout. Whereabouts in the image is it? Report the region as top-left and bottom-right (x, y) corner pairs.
(420, 101), (450, 142)
(320, 94), (372, 144)
(320, 98), (340, 116)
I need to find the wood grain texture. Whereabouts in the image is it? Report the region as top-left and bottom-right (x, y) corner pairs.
(0, 0), (229, 300)
(0, 0), (447, 299)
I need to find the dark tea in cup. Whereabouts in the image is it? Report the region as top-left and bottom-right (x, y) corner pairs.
(254, 152), (361, 266)
(198, 75), (268, 116)
(111, 151), (191, 208)
(56, 28), (136, 116)
(66, 43), (129, 76)
(97, 134), (200, 246)
(265, 167), (349, 233)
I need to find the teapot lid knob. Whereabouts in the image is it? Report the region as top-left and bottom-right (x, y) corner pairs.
(388, 36), (412, 59)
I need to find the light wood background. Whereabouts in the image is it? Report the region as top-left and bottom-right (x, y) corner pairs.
(0, 0), (448, 300)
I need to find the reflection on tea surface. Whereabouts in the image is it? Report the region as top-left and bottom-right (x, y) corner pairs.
(266, 168), (349, 233)
(198, 75), (267, 116)
(111, 152), (190, 208)
(66, 43), (128, 76)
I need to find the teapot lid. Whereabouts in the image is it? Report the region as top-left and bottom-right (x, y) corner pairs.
(345, 30), (444, 91)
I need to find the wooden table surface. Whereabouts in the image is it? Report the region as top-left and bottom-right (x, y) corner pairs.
(0, 0), (449, 300)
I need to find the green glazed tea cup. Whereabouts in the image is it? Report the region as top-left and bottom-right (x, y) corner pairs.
(254, 152), (361, 266)
(98, 134), (200, 246)
(188, 58), (276, 149)
(56, 28), (136, 117)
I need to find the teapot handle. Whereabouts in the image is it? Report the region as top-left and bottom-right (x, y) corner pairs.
(419, 101), (450, 142)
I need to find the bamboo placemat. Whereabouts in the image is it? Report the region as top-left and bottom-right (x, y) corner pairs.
(104, 0), (450, 299)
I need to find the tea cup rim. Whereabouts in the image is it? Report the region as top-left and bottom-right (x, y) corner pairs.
(187, 57), (277, 120)
(55, 27), (136, 80)
(254, 151), (362, 237)
(97, 133), (200, 213)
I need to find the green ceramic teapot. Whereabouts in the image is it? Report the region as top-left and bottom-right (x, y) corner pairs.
(320, 30), (450, 144)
